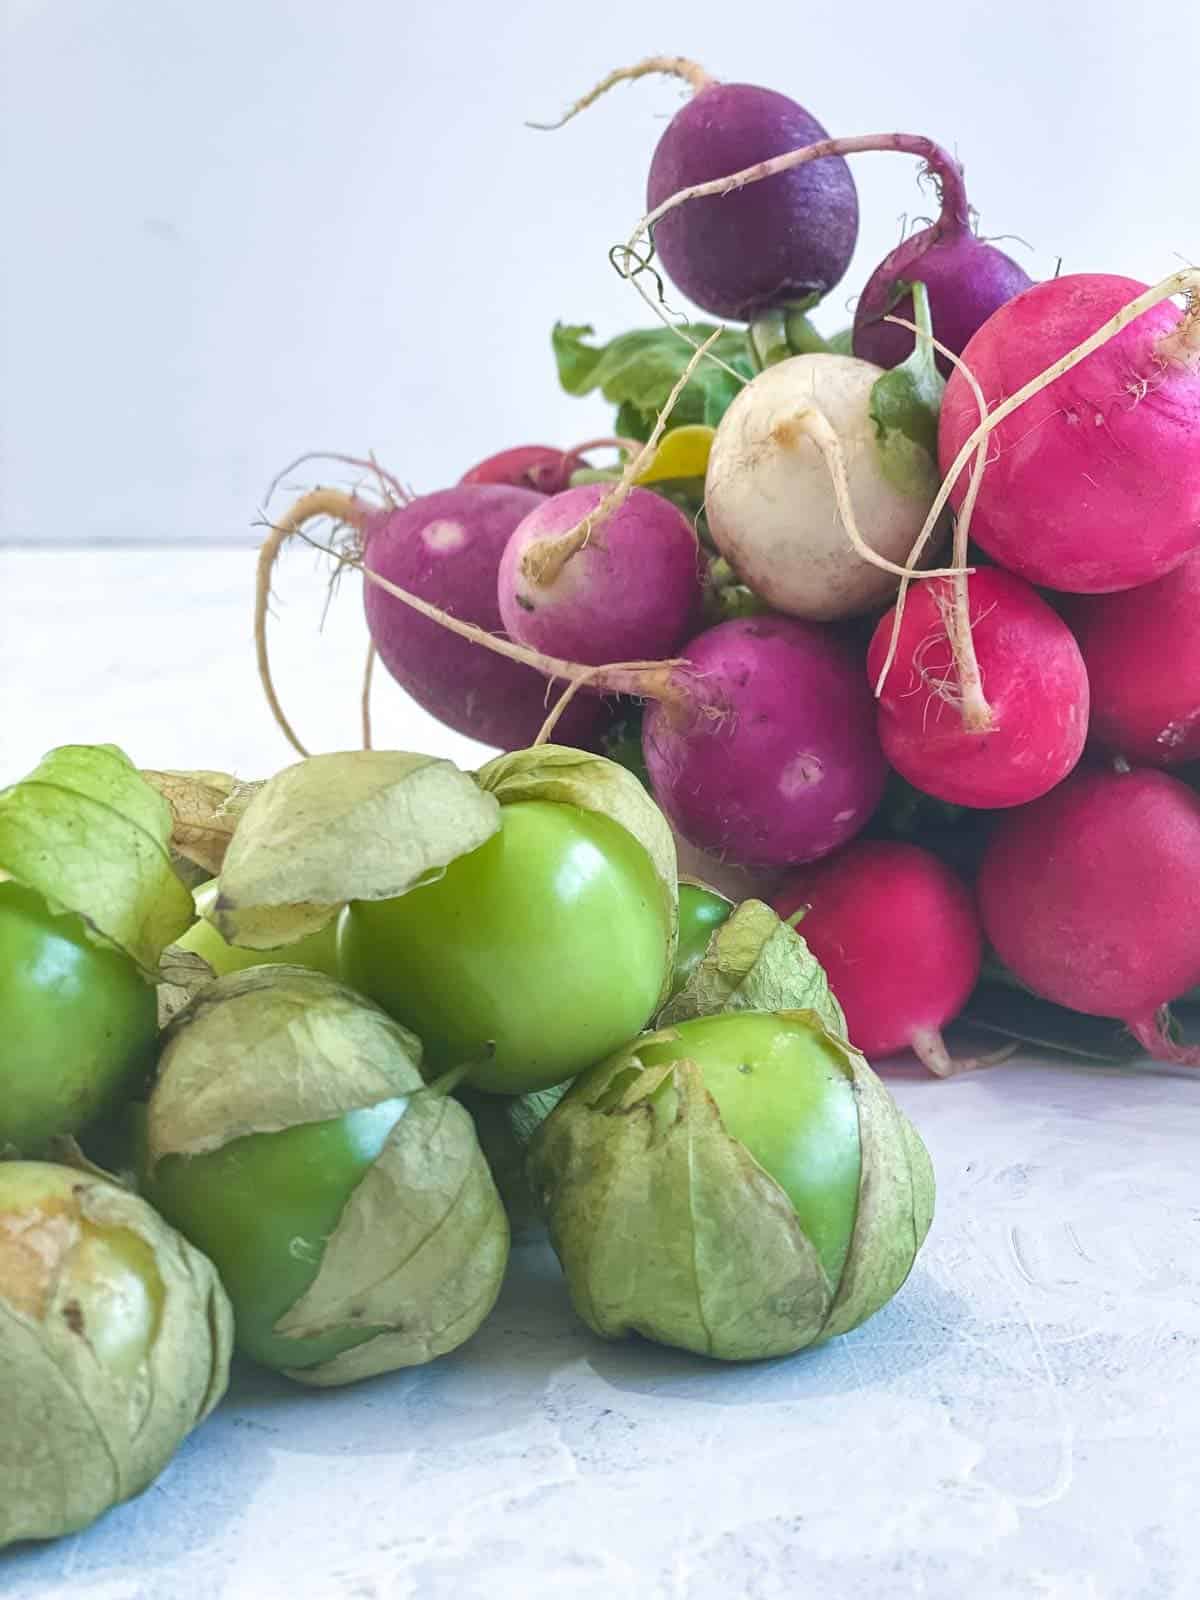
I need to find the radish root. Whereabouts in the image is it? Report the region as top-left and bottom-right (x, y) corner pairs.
(520, 329), (722, 587)
(912, 1028), (1018, 1077)
(528, 56), (714, 131)
(361, 641), (377, 750)
(1128, 1009), (1200, 1067)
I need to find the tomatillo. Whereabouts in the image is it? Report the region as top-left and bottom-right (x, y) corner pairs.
(670, 883), (734, 998)
(339, 799), (672, 1094)
(0, 1160), (232, 1548)
(530, 1010), (935, 1361)
(142, 966), (509, 1385)
(176, 879), (341, 980)
(0, 881), (158, 1152)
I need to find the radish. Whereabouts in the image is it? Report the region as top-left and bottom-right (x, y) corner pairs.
(703, 300), (953, 620)
(938, 273), (1200, 592)
(1065, 551), (1200, 766)
(771, 840), (983, 1076)
(641, 615), (888, 868)
(460, 445), (587, 495)
(866, 567), (1089, 809)
(535, 57), (858, 320)
(977, 769), (1200, 1063)
(851, 190), (1032, 374)
(497, 482), (702, 667)
(256, 482), (608, 756)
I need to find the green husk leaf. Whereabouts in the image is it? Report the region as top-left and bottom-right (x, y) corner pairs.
(147, 967), (425, 1162)
(868, 282), (946, 498)
(0, 744), (194, 976)
(0, 1167), (233, 1547)
(212, 751), (501, 949)
(459, 1082), (570, 1238)
(657, 899), (846, 1036)
(822, 1050), (935, 1339)
(275, 1091), (509, 1384)
(530, 1052), (832, 1359)
(552, 321), (755, 441)
(475, 744), (678, 1005)
(157, 946), (215, 1028)
(141, 768), (263, 880)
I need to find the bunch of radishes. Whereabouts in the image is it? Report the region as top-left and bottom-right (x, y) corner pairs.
(259, 56), (1200, 1075)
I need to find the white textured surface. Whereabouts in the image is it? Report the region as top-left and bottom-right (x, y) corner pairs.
(6, 551), (1200, 1598)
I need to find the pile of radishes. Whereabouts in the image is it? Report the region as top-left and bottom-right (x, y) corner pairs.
(258, 55), (1200, 1076)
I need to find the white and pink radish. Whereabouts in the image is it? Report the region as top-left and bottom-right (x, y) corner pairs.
(771, 840), (983, 1076)
(977, 769), (1200, 1063)
(1066, 552), (1200, 766)
(536, 57), (858, 320)
(497, 482), (703, 667)
(866, 567), (1089, 809)
(641, 615), (889, 869)
(938, 273), (1200, 593)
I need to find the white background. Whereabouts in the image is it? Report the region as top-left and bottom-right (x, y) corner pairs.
(4, 0), (1199, 547)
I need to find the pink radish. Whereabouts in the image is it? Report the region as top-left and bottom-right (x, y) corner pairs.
(641, 615), (888, 868)
(1065, 551), (1200, 766)
(772, 840), (982, 1076)
(497, 482), (703, 668)
(866, 567), (1089, 809)
(460, 445), (587, 495)
(938, 274), (1200, 593)
(978, 768), (1200, 1063)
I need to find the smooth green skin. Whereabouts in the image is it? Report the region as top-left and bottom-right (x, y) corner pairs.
(0, 1162), (164, 1378)
(339, 800), (671, 1095)
(177, 880), (342, 979)
(632, 1014), (862, 1285)
(670, 884), (734, 998)
(0, 882), (157, 1152)
(144, 1098), (409, 1373)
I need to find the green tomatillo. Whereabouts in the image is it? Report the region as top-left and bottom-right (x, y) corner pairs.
(529, 1010), (934, 1361)
(176, 879), (341, 980)
(0, 1160), (232, 1548)
(142, 966), (509, 1384)
(670, 883), (735, 999)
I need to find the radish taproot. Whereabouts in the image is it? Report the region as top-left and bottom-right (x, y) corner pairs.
(1065, 551), (1200, 766)
(866, 567), (1089, 809)
(535, 57), (858, 320)
(497, 482), (703, 667)
(977, 769), (1200, 1063)
(938, 273), (1200, 593)
(772, 840), (983, 1076)
(641, 615), (888, 869)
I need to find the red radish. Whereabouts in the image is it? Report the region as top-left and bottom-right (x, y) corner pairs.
(497, 482), (703, 668)
(938, 274), (1200, 593)
(1065, 551), (1200, 766)
(977, 769), (1200, 1063)
(642, 615), (888, 869)
(460, 445), (586, 495)
(866, 567), (1089, 809)
(772, 840), (982, 1076)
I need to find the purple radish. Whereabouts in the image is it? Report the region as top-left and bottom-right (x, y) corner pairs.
(852, 170), (1032, 373)
(978, 768), (1200, 1064)
(641, 615), (888, 868)
(535, 57), (857, 321)
(497, 482), (703, 668)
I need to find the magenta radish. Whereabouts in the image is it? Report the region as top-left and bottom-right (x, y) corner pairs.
(771, 840), (983, 1075)
(536, 58), (857, 320)
(497, 482), (702, 667)
(641, 615), (888, 868)
(460, 445), (587, 495)
(977, 769), (1200, 1063)
(866, 567), (1089, 809)
(938, 273), (1200, 593)
(851, 177), (1032, 373)
(1065, 551), (1200, 766)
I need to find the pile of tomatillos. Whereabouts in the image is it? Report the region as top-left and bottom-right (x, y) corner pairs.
(8, 49), (1200, 1552)
(0, 740), (932, 1548)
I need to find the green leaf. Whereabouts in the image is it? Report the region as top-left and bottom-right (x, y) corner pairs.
(868, 282), (946, 497)
(657, 899), (847, 1036)
(211, 751), (501, 950)
(475, 744), (678, 1007)
(552, 321), (755, 441)
(0, 744), (194, 976)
